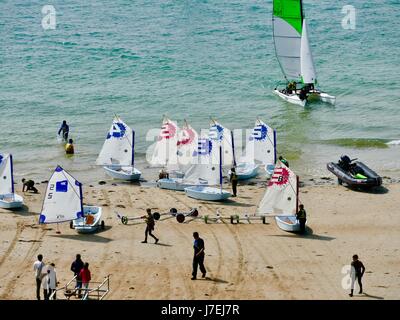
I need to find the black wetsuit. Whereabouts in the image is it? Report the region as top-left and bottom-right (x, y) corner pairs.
(192, 238), (206, 279)
(296, 209), (307, 233)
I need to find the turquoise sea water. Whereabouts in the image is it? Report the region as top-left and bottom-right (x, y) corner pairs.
(1, 0), (399, 183)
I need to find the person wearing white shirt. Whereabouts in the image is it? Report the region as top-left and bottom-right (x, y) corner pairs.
(33, 254), (45, 300)
(43, 263), (58, 300)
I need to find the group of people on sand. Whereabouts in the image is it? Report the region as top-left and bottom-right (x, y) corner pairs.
(33, 253), (91, 300)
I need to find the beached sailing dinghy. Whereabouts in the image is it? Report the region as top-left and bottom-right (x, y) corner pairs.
(257, 161), (304, 232)
(96, 116), (141, 181)
(235, 119), (277, 179)
(184, 137), (231, 201)
(0, 153), (24, 209)
(38, 166), (104, 233)
(157, 120), (202, 191)
(272, 0), (335, 106)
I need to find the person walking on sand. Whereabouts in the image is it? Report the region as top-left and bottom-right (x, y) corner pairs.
(141, 208), (159, 244)
(296, 204), (307, 234)
(33, 254), (45, 300)
(58, 120), (69, 141)
(65, 138), (75, 155)
(349, 254), (366, 297)
(22, 178), (39, 193)
(79, 263), (91, 296)
(71, 254), (84, 298)
(230, 167), (238, 197)
(191, 232), (206, 280)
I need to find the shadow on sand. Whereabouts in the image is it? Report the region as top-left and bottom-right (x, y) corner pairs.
(357, 292), (384, 300)
(349, 185), (389, 194)
(9, 205), (37, 216)
(214, 199), (254, 208)
(49, 232), (113, 243)
(271, 227), (335, 241)
(154, 242), (173, 247)
(201, 277), (229, 284)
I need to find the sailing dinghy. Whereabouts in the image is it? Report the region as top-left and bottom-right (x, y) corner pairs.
(0, 154), (24, 209)
(235, 119), (277, 180)
(157, 120), (202, 191)
(272, 0), (335, 106)
(184, 138), (231, 201)
(38, 166), (104, 233)
(96, 116), (141, 181)
(257, 161), (304, 232)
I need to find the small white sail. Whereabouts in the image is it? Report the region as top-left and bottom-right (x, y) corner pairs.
(96, 117), (134, 166)
(39, 166), (83, 224)
(149, 118), (179, 168)
(300, 19), (317, 84)
(0, 154), (14, 195)
(176, 121), (198, 173)
(257, 161), (298, 215)
(240, 119), (276, 166)
(183, 136), (220, 186)
(209, 121), (234, 167)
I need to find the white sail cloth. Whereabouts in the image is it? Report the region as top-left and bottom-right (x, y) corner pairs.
(0, 154), (14, 194)
(257, 161), (298, 215)
(300, 19), (317, 84)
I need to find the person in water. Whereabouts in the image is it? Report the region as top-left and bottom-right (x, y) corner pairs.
(141, 208), (159, 244)
(349, 254), (365, 297)
(296, 204), (307, 234)
(58, 120), (69, 141)
(191, 232), (206, 280)
(230, 167), (238, 197)
(279, 156), (289, 167)
(22, 178), (39, 193)
(65, 139), (74, 154)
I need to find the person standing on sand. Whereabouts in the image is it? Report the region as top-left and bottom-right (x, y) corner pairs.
(58, 120), (69, 141)
(22, 178), (39, 193)
(296, 204), (307, 234)
(47, 263), (58, 300)
(349, 254), (365, 297)
(79, 263), (91, 294)
(141, 208), (159, 244)
(191, 232), (206, 280)
(71, 254), (84, 298)
(230, 167), (238, 197)
(33, 254), (45, 300)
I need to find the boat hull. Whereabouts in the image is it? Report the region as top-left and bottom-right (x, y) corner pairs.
(229, 163), (259, 180)
(275, 215), (301, 232)
(157, 178), (195, 191)
(184, 186), (231, 201)
(103, 165), (141, 181)
(273, 89), (306, 107)
(327, 161), (382, 188)
(72, 206), (103, 234)
(308, 91), (336, 105)
(0, 193), (24, 209)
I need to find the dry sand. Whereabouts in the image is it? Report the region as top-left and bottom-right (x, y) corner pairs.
(0, 181), (399, 300)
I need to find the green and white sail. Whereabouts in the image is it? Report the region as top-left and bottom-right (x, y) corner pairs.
(273, 0), (317, 84)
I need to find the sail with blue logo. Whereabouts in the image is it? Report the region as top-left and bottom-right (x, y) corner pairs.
(240, 119), (277, 167)
(0, 153), (14, 195)
(209, 121), (234, 167)
(183, 136), (221, 186)
(96, 117), (134, 167)
(39, 166), (83, 224)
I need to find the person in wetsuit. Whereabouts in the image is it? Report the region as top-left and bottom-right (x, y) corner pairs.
(349, 254), (365, 297)
(296, 204), (307, 234)
(230, 167), (238, 197)
(58, 120), (69, 141)
(22, 178), (39, 193)
(141, 208), (159, 244)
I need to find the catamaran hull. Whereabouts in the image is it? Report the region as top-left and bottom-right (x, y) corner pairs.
(72, 206), (104, 234)
(229, 163), (259, 181)
(275, 215), (303, 232)
(308, 91), (336, 105)
(273, 90), (306, 107)
(0, 193), (24, 209)
(184, 186), (231, 201)
(103, 166), (141, 181)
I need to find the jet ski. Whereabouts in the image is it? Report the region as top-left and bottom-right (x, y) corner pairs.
(327, 155), (382, 188)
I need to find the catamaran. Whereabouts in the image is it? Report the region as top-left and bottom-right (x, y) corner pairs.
(272, 0), (335, 106)
(157, 120), (201, 191)
(38, 166), (104, 233)
(234, 119), (277, 180)
(96, 116), (141, 181)
(0, 153), (24, 209)
(257, 160), (304, 232)
(184, 137), (231, 201)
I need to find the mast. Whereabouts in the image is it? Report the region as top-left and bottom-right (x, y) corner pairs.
(219, 145), (223, 193)
(10, 154), (15, 195)
(131, 130), (135, 167)
(296, 175), (299, 213)
(230, 130), (237, 167)
(273, 129), (277, 164)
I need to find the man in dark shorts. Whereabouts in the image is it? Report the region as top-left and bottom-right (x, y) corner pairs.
(141, 208), (159, 244)
(191, 232), (206, 280)
(349, 254), (365, 297)
(22, 178), (38, 193)
(296, 204), (307, 234)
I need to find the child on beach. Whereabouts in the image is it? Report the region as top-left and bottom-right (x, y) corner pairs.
(349, 254), (365, 297)
(141, 208), (159, 244)
(79, 263), (91, 294)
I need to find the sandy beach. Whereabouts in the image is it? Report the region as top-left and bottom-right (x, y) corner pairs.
(0, 180), (399, 300)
